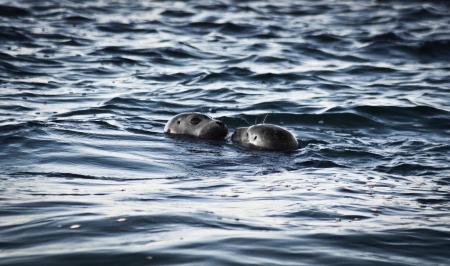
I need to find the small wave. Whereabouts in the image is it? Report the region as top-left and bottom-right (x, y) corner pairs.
(0, 26), (31, 42)
(160, 9), (195, 18)
(319, 148), (383, 159)
(342, 65), (396, 75)
(219, 22), (260, 36)
(416, 198), (447, 205)
(94, 45), (220, 63)
(63, 15), (93, 23)
(326, 105), (449, 130)
(4, 200), (97, 210)
(400, 6), (449, 21)
(97, 22), (157, 34)
(275, 209), (370, 221)
(0, 5), (30, 17)
(92, 46), (163, 58)
(360, 38), (450, 61)
(54, 108), (114, 118)
(241, 101), (299, 113)
(0, 104), (34, 112)
(355, 105), (449, 117)
(362, 32), (405, 43)
(98, 56), (140, 66)
(249, 72), (307, 84)
(305, 33), (346, 43)
(295, 160), (346, 168)
(374, 163), (449, 175)
(253, 56), (293, 64)
(415, 39), (450, 58)
(11, 171), (147, 182)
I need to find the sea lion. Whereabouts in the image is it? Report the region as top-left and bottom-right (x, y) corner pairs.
(231, 124), (298, 151)
(164, 112), (228, 140)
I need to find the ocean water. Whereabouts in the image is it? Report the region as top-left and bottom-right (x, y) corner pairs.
(1, 0), (449, 265)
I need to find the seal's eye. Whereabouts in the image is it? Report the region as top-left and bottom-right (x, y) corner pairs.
(177, 120), (181, 125)
(190, 117), (202, 125)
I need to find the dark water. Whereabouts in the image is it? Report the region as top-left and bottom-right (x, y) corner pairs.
(1, 0), (450, 265)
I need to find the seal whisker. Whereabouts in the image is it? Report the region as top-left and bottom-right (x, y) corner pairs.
(262, 113), (269, 124)
(239, 117), (251, 126)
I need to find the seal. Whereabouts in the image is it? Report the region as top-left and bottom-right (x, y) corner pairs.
(164, 112), (228, 140)
(231, 124), (298, 151)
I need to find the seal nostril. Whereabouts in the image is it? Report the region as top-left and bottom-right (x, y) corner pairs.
(253, 136), (257, 140)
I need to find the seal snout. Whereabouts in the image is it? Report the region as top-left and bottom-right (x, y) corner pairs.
(200, 119), (228, 140)
(231, 127), (248, 143)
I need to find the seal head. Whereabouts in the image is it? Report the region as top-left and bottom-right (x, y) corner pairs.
(231, 124), (298, 151)
(164, 112), (228, 140)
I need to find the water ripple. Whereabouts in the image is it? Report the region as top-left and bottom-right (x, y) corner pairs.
(0, 0), (449, 265)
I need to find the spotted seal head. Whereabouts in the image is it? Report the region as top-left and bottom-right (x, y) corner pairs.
(231, 124), (298, 151)
(164, 112), (228, 140)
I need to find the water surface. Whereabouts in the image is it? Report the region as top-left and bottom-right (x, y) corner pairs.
(1, 0), (450, 265)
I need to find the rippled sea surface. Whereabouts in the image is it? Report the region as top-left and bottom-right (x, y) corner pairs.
(1, 0), (450, 265)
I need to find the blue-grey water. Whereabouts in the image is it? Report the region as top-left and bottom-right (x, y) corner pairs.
(1, 0), (450, 265)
